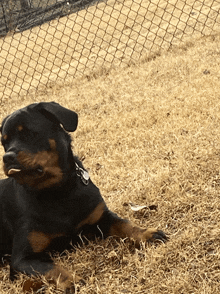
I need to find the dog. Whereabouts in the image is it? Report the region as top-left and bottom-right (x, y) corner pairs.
(0, 102), (167, 293)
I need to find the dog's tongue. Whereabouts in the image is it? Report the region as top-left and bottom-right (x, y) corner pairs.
(8, 168), (43, 176)
(8, 168), (21, 175)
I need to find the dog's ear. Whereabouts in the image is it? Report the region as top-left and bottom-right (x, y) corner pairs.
(29, 102), (78, 132)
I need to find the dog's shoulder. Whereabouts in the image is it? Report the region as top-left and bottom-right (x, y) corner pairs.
(0, 177), (16, 193)
(0, 177), (24, 208)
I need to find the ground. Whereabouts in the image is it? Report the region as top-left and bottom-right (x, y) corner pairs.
(0, 31), (220, 293)
(1, 0), (220, 100)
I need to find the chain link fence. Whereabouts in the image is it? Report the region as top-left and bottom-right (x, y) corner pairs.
(0, 0), (220, 101)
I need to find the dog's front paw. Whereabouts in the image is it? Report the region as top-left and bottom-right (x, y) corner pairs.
(142, 228), (168, 243)
(23, 279), (44, 293)
(64, 285), (75, 294)
(22, 265), (84, 293)
(108, 219), (168, 244)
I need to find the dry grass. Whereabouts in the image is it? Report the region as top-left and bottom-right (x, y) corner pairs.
(1, 33), (220, 293)
(1, 0), (220, 99)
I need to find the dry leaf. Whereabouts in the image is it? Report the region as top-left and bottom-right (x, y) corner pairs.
(129, 203), (147, 212)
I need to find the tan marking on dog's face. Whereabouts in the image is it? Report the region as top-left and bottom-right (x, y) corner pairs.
(16, 139), (63, 189)
(48, 138), (56, 149)
(77, 202), (105, 229)
(28, 231), (64, 253)
(2, 134), (7, 141)
(17, 125), (23, 132)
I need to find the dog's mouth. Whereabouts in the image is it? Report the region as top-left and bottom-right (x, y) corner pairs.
(6, 166), (44, 177)
(3, 148), (63, 189)
(8, 168), (22, 175)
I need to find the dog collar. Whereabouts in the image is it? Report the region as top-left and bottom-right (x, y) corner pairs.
(75, 162), (90, 185)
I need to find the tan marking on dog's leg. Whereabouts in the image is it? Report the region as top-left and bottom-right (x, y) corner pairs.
(23, 279), (44, 293)
(109, 221), (165, 243)
(28, 231), (64, 253)
(45, 265), (82, 291)
(77, 202), (105, 229)
(22, 265), (82, 293)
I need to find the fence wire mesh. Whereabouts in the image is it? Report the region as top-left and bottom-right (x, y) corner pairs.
(0, 0), (220, 100)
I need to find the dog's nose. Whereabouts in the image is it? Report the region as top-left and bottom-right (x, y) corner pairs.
(3, 152), (17, 164)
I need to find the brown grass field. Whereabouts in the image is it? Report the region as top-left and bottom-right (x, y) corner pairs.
(1, 0), (220, 99)
(1, 0), (220, 293)
(0, 32), (220, 293)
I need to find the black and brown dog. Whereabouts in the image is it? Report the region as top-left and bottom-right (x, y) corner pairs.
(0, 102), (167, 293)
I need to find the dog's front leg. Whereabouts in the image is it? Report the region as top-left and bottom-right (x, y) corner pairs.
(102, 211), (167, 244)
(11, 231), (78, 293)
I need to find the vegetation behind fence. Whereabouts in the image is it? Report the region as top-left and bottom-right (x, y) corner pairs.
(0, 0), (220, 101)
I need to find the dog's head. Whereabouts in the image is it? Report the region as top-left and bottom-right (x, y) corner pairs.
(0, 102), (78, 190)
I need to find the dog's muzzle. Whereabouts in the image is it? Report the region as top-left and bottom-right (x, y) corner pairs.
(3, 151), (43, 176)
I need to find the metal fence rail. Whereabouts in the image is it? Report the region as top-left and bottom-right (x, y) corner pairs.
(0, 0), (220, 100)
